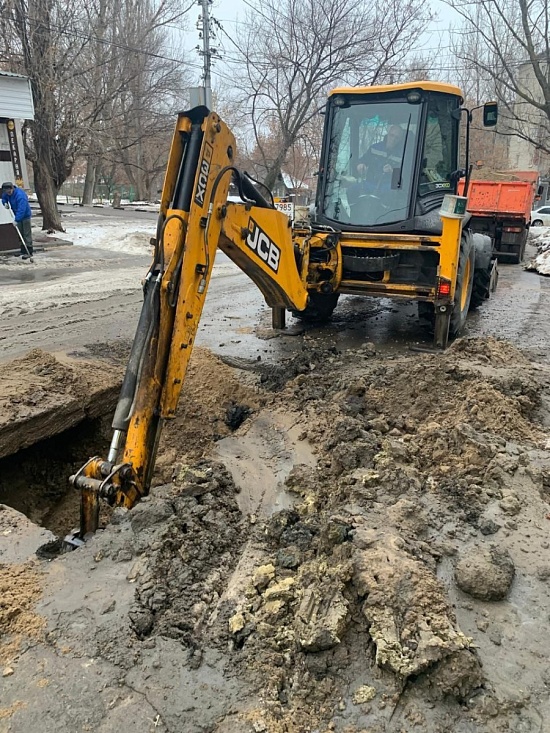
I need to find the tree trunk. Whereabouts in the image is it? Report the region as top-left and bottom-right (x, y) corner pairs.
(82, 156), (99, 205)
(34, 159), (63, 231)
(263, 146), (291, 191)
(135, 173), (145, 202)
(144, 173), (152, 202)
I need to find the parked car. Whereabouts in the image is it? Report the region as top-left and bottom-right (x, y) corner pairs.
(531, 206), (550, 226)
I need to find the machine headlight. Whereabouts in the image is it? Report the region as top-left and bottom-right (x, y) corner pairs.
(407, 91), (422, 104)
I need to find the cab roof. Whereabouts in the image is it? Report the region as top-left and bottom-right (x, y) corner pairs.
(329, 81), (463, 101)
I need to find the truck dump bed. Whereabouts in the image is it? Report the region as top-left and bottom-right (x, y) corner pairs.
(457, 178), (536, 263)
(459, 180), (535, 221)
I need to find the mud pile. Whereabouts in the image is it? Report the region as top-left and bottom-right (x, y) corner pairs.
(2, 338), (550, 732)
(154, 347), (262, 474)
(124, 337), (550, 731)
(0, 562), (45, 665)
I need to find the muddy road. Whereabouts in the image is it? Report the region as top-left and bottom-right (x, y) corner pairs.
(1, 210), (549, 365)
(1, 214), (550, 733)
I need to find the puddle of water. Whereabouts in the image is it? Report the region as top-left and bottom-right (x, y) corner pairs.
(209, 409), (316, 612)
(215, 409), (315, 518)
(0, 268), (85, 286)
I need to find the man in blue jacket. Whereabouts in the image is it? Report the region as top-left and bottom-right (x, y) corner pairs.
(2, 181), (33, 258)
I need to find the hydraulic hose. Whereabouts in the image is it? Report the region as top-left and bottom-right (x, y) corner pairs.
(111, 275), (161, 432)
(241, 172), (274, 209)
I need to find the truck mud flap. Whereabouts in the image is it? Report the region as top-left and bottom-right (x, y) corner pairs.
(490, 259), (499, 293)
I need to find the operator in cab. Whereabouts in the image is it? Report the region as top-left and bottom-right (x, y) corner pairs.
(355, 124), (406, 193)
(342, 116), (414, 225)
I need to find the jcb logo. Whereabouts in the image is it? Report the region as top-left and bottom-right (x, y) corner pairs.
(194, 143), (213, 207)
(246, 219), (281, 273)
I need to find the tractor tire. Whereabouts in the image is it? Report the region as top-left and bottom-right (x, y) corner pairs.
(469, 267), (491, 310)
(291, 293), (340, 323)
(450, 238), (475, 337)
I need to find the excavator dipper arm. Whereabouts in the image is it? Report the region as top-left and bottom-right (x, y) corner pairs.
(69, 107), (309, 542)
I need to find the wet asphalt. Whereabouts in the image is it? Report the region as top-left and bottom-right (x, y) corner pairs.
(0, 206), (547, 364)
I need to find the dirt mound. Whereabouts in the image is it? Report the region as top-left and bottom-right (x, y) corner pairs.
(129, 461), (247, 649)
(0, 562), (45, 665)
(95, 335), (547, 731)
(154, 348), (262, 478)
(449, 335), (531, 366)
(470, 170), (522, 181)
(3, 335), (550, 731)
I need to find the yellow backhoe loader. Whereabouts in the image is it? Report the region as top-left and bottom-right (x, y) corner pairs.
(68, 81), (499, 544)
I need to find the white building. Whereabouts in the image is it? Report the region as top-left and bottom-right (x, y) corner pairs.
(0, 71), (34, 188)
(0, 72), (34, 253)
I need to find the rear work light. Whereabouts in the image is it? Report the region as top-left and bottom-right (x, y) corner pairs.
(503, 226), (522, 232)
(437, 277), (452, 298)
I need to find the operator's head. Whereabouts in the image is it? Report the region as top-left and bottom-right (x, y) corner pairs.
(385, 126), (404, 150)
(2, 182), (14, 194)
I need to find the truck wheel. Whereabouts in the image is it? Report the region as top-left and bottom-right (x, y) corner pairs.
(450, 240), (475, 337)
(469, 268), (491, 310)
(291, 293), (340, 323)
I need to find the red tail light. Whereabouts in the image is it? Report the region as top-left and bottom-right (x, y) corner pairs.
(437, 277), (451, 298)
(503, 226), (522, 233)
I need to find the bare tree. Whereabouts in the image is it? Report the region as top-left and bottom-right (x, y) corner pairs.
(78, 0), (192, 203)
(104, 1), (183, 199)
(446, 0), (550, 161)
(224, 0), (432, 189)
(0, 0), (192, 226)
(79, 0), (122, 205)
(1, 0), (90, 229)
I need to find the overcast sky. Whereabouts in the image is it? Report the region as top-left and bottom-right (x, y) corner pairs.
(179, 0), (462, 89)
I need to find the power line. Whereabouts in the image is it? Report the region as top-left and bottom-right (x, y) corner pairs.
(5, 12), (205, 71)
(5, 10), (546, 93)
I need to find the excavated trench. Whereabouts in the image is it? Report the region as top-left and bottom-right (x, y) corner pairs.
(0, 414), (112, 537)
(0, 349), (127, 541)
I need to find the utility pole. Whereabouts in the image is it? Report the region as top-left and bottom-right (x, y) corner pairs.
(197, 0), (214, 108)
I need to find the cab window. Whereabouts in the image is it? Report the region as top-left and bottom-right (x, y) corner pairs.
(322, 100), (420, 226)
(419, 96), (456, 195)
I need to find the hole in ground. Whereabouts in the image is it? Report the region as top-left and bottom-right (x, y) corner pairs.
(0, 415), (113, 537)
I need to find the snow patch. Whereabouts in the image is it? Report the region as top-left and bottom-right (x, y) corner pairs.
(48, 220), (156, 255)
(526, 226), (550, 276)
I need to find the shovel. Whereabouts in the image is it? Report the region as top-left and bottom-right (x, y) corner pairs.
(6, 204), (34, 263)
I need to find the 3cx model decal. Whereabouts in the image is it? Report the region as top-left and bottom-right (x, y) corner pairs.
(194, 143), (213, 207)
(246, 219), (281, 273)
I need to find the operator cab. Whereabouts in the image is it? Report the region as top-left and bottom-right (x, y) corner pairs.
(316, 82), (463, 235)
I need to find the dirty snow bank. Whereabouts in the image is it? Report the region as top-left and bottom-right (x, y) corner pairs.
(51, 218), (157, 255)
(0, 267), (145, 315)
(526, 226), (550, 275)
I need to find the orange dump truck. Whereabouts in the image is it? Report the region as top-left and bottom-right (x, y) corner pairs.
(458, 175), (537, 264)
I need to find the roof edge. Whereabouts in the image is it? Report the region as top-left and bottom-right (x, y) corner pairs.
(329, 81), (464, 100)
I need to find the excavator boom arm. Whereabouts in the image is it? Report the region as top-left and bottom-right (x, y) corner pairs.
(70, 108), (309, 539)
